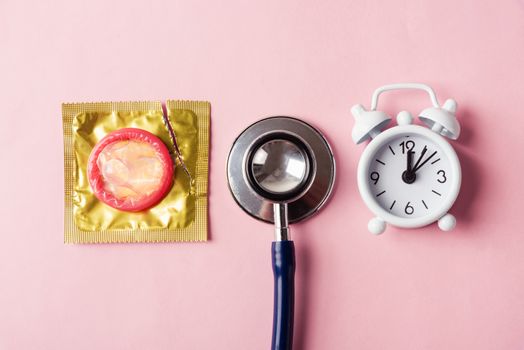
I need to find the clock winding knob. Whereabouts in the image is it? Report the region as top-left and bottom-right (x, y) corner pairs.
(396, 111), (413, 126)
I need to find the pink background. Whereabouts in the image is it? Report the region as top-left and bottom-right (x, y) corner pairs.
(1, 0), (524, 349)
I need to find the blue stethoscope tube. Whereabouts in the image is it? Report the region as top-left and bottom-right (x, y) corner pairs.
(271, 240), (295, 350)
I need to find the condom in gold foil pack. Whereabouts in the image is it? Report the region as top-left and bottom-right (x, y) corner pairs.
(62, 100), (210, 243)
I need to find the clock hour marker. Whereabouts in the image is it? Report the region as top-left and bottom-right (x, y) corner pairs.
(376, 159), (386, 165)
(376, 190), (386, 197)
(388, 145), (395, 155)
(422, 200), (428, 209)
(432, 190), (441, 196)
(389, 200), (396, 210)
(431, 158), (441, 165)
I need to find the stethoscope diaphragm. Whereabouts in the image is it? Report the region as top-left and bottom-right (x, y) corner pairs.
(227, 116), (335, 224)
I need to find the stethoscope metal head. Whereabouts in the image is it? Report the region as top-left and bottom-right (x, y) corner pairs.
(227, 116), (336, 227)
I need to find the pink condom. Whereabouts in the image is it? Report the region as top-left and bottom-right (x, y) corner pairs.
(87, 128), (174, 212)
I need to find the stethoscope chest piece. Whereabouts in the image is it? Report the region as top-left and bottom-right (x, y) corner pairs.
(227, 116), (335, 224)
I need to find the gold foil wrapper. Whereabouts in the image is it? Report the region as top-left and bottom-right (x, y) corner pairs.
(62, 100), (209, 243)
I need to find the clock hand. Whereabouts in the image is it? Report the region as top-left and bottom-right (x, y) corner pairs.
(412, 145), (427, 171)
(413, 150), (437, 173)
(407, 149), (413, 173)
(402, 150), (416, 184)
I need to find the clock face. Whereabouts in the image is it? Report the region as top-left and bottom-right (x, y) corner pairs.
(360, 126), (460, 226)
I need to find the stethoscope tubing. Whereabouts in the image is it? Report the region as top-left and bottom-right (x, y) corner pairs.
(271, 240), (296, 350)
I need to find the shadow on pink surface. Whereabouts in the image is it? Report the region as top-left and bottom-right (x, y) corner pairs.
(452, 107), (484, 228)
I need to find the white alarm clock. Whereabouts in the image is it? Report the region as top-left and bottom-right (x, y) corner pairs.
(351, 83), (462, 235)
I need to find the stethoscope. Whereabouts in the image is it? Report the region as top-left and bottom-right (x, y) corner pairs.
(227, 117), (336, 350)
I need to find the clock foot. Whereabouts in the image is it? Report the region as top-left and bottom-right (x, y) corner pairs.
(438, 213), (456, 231)
(368, 217), (386, 235)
